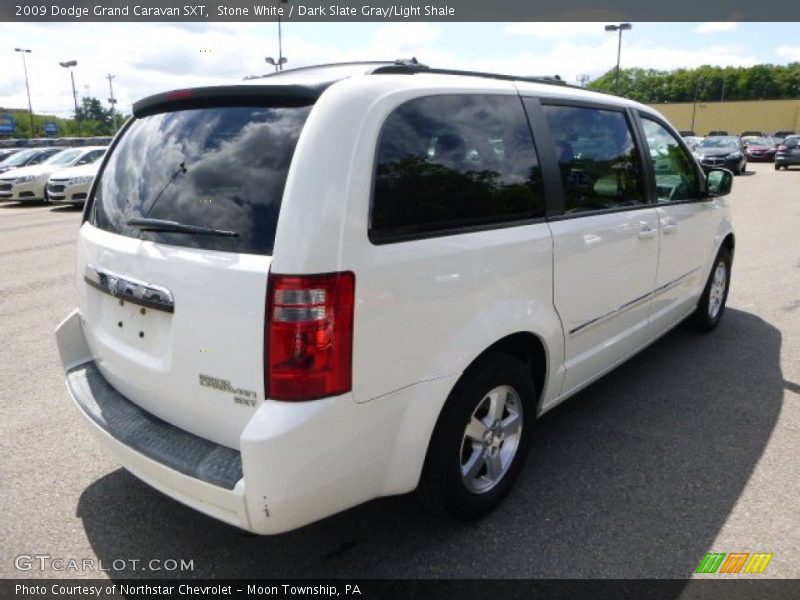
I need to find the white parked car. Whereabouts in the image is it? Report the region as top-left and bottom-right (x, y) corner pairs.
(0, 146), (62, 175)
(56, 62), (735, 535)
(0, 146), (105, 203)
(47, 162), (101, 205)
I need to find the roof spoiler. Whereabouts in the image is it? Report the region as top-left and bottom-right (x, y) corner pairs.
(133, 84), (325, 118)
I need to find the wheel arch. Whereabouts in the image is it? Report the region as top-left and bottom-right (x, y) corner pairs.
(721, 231), (735, 258)
(462, 331), (548, 412)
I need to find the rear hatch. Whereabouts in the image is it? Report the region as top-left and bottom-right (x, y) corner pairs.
(78, 86), (317, 449)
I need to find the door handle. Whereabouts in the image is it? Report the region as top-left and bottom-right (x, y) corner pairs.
(661, 219), (678, 234)
(638, 223), (657, 240)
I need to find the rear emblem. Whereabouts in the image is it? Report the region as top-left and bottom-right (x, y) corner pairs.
(199, 374), (258, 407)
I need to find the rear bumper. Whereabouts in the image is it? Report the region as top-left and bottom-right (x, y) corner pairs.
(66, 361), (250, 528)
(56, 309), (456, 534)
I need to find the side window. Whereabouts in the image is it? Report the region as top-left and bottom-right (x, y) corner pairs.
(371, 94), (545, 242)
(541, 105), (645, 213)
(80, 150), (104, 164)
(640, 117), (702, 202)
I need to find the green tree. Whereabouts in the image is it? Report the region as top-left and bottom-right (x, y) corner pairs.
(75, 96), (114, 134)
(588, 64), (800, 103)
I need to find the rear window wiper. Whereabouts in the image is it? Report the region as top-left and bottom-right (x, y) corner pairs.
(126, 218), (239, 237)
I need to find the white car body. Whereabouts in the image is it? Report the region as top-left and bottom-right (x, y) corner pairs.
(56, 64), (734, 534)
(0, 146), (106, 202)
(47, 162), (100, 205)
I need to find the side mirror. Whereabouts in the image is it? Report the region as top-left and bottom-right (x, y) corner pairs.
(707, 168), (733, 197)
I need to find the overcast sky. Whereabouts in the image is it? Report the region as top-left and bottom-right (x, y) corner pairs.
(2, 21), (799, 118)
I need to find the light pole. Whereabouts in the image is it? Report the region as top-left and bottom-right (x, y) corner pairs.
(106, 73), (118, 133)
(604, 23), (632, 95)
(15, 48), (35, 136)
(59, 60), (81, 137)
(691, 77), (703, 133)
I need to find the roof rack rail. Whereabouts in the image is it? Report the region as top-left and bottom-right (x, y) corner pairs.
(370, 59), (570, 88)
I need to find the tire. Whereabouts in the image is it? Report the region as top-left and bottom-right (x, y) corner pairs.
(775, 164), (780, 171)
(687, 247), (732, 332)
(418, 353), (535, 520)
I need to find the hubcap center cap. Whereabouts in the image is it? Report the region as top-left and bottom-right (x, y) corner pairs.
(483, 421), (503, 447)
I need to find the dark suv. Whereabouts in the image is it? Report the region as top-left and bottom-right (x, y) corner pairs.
(775, 136), (800, 170)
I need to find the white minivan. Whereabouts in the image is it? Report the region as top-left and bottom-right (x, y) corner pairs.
(56, 61), (734, 534)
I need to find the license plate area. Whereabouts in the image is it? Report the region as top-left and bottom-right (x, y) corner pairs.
(105, 295), (171, 352)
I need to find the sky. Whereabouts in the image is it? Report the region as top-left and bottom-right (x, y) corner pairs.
(1, 21), (799, 119)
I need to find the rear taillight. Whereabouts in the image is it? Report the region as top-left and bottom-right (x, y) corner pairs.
(266, 272), (355, 401)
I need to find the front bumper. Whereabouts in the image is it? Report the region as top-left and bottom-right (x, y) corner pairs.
(745, 151), (775, 162)
(48, 179), (90, 204)
(0, 178), (45, 201)
(56, 309), (451, 534)
(698, 156), (742, 172)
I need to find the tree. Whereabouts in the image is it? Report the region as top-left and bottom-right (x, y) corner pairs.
(75, 96), (114, 134)
(588, 64), (800, 103)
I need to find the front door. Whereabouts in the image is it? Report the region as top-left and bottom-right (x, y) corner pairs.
(538, 103), (659, 396)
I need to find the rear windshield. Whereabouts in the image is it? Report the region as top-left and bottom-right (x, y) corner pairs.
(90, 105), (312, 255)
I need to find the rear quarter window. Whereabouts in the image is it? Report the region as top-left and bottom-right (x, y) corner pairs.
(90, 105), (311, 256)
(370, 94), (545, 243)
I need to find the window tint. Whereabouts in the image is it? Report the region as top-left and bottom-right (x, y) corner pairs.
(91, 105), (311, 256)
(77, 149), (105, 165)
(640, 117), (702, 203)
(371, 94), (545, 241)
(45, 149), (82, 166)
(1, 149), (37, 166)
(28, 150), (58, 166)
(541, 105), (644, 213)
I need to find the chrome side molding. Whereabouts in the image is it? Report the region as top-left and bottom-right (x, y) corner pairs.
(84, 264), (175, 313)
(569, 267), (700, 336)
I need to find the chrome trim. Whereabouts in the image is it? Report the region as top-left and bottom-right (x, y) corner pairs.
(569, 267), (700, 336)
(84, 264), (175, 313)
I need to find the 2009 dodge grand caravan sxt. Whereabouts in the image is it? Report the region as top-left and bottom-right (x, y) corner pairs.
(56, 61), (735, 534)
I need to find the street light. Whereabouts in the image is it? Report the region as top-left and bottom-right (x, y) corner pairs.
(59, 60), (81, 137)
(604, 23), (632, 95)
(106, 73), (118, 133)
(265, 56), (287, 72)
(14, 48), (35, 136)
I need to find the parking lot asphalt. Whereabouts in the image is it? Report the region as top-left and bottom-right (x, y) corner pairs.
(1, 162), (798, 580)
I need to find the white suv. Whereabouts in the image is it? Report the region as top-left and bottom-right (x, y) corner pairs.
(56, 62), (734, 535)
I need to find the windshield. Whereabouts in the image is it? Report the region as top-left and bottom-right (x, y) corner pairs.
(700, 138), (738, 149)
(91, 104), (312, 255)
(2, 149), (38, 166)
(44, 149), (82, 166)
(749, 138), (774, 147)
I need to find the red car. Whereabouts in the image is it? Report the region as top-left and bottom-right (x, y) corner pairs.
(744, 137), (778, 162)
